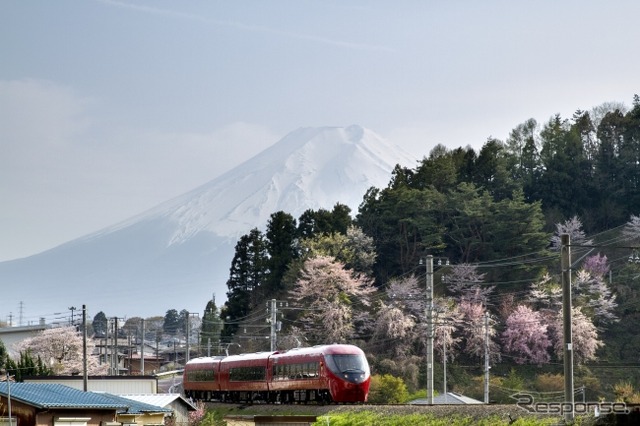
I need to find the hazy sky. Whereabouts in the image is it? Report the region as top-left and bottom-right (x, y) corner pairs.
(1, 0), (639, 261)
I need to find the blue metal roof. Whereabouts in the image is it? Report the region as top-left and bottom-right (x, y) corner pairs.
(0, 383), (126, 410)
(93, 393), (172, 414)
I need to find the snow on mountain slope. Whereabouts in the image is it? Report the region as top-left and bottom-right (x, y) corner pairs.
(0, 125), (415, 319)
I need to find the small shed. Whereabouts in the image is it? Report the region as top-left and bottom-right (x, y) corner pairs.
(119, 394), (196, 426)
(0, 382), (124, 426)
(93, 393), (172, 426)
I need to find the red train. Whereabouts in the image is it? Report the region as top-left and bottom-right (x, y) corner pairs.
(182, 344), (370, 403)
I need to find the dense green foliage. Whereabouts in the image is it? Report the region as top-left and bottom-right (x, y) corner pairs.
(4, 350), (51, 381)
(367, 374), (410, 404)
(200, 299), (223, 350)
(313, 411), (561, 426)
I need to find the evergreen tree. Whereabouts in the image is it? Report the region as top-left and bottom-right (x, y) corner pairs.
(200, 298), (223, 352)
(297, 203), (353, 238)
(412, 144), (459, 192)
(538, 114), (590, 220)
(265, 211), (298, 294)
(472, 138), (519, 200)
(0, 339), (8, 372)
(92, 311), (108, 337)
(356, 185), (446, 281)
(221, 228), (268, 338)
(163, 309), (180, 335)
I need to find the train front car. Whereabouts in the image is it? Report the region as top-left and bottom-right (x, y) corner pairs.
(183, 356), (223, 401)
(268, 344), (370, 403)
(322, 344), (370, 403)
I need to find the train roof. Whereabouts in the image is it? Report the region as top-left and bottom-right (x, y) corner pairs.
(185, 356), (225, 365)
(219, 351), (275, 363)
(272, 344), (365, 357)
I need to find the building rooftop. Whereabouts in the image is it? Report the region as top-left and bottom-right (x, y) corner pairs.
(0, 383), (126, 410)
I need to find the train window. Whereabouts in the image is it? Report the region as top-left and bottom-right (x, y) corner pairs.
(324, 354), (369, 376)
(271, 362), (319, 380)
(229, 366), (266, 382)
(187, 368), (215, 382)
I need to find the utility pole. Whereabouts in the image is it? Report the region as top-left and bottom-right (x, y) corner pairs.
(484, 311), (490, 404)
(186, 314), (190, 363)
(421, 255), (434, 404)
(113, 317), (118, 375)
(141, 318), (145, 375)
(69, 306), (77, 326)
(110, 317), (123, 375)
(561, 233), (575, 423)
(185, 312), (200, 363)
(443, 325), (447, 403)
(82, 305), (87, 391)
(269, 299), (277, 351)
(6, 371), (12, 426)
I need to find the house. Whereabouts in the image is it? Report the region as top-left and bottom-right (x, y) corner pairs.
(0, 382), (181, 426)
(125, 353), (164, 376)
(24, 376), (159, 394)
(0, 323), (48, 354)
(118, 394), (196, 426)
(92, 394), (172, 426)
(0, 382), (125, 426)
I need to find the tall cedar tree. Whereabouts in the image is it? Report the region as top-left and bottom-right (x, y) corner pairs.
(265, 211), (298, 294)
(200, 298), (223, 351)
(163, 309), (180, 335)
(221, 228), (268, 339)
(92, 311), (108, 337)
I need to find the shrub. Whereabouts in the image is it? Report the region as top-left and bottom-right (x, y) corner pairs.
(534, 373), (564, 392)
(367, 374), (409, 404)
(613, 381), (640, 403)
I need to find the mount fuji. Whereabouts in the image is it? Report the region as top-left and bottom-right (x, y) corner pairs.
(1, 125), (416, 320)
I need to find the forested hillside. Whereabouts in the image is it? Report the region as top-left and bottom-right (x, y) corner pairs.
(211, 96), (640, 402)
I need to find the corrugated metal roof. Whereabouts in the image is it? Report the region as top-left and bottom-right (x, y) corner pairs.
(93, 393), (172, 414)
(0, 383), (126, 410)
(119, 393), (197, 410)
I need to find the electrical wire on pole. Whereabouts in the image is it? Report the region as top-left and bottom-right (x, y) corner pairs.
(420, 255), (434, 404)
(484, 311), (490, 404)
(561, 233), (575, 423)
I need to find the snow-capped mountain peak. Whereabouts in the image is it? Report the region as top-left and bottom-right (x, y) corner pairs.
(0, 125), (415, 318)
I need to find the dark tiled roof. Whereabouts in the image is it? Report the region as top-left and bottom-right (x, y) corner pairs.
(94, 393), (172, 414)
(0, 383), (126, 410)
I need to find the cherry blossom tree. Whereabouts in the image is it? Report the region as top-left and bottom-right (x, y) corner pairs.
(528, 274), (563, 320)
(573, 267), (618, 326)
(289, 255), (375, 344)
(501, 305), (551, 364)
(371, 302), (417, 358)
(433, 298), (463, 362)
(550, 215), (593, 251)
(375, 276), (423, 352)
(456, 301), (500, 362)
(550, 307), (602, 364)
(386, 275), (424, 317)
(14, 326), (108, 375)
(445, 263), (493, 305)
(622, 214), (640, 241)
(444, 264), (498, 361)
